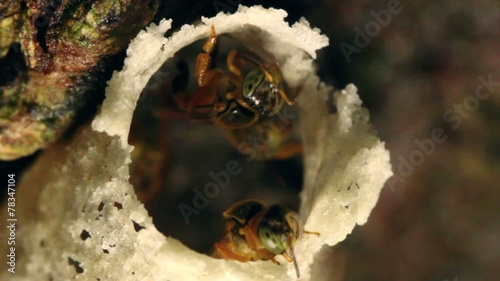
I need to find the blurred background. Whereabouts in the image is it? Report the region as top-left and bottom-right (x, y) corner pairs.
(2, 1), (499, 280)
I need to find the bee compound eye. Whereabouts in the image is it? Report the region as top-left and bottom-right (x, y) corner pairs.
(258, 224), (286, 254)
(241, 71), (282, 116)
(242, 68), (265, 98)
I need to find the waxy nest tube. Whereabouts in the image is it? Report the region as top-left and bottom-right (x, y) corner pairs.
(0, 6), (392, 281)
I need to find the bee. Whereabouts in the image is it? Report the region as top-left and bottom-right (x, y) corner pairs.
(211, 199), (319, 278)
(169, 26), (301, 159)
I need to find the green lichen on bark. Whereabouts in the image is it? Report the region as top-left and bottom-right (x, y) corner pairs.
(0, 0), (158, 160)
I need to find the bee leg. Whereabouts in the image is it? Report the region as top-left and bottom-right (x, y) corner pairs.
(278, 88), (294, 106)
(212, 242), (250, 262)
(304, 230), (320, 236)
(203, 25), (218, 54)
(186, 70), (225, 112)
(264, 63), (295, 106)
(242, 224), (263, 250)
(190, 25), (224, 111)
(226, 49), (243, 80)
(270, 257), (281, 265)
(196, 25), (218, 87)
(196, 55), (220, 87)
(282, 253), (293, 263)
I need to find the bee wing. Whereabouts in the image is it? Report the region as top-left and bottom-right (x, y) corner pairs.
(222, 199), (266, 224)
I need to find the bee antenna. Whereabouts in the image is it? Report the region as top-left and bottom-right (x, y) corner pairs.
(291, 247), (300, 278)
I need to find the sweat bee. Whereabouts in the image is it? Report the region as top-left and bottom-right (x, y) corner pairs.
(211, 199), (319, 278)
(169, 26), (302, 159)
